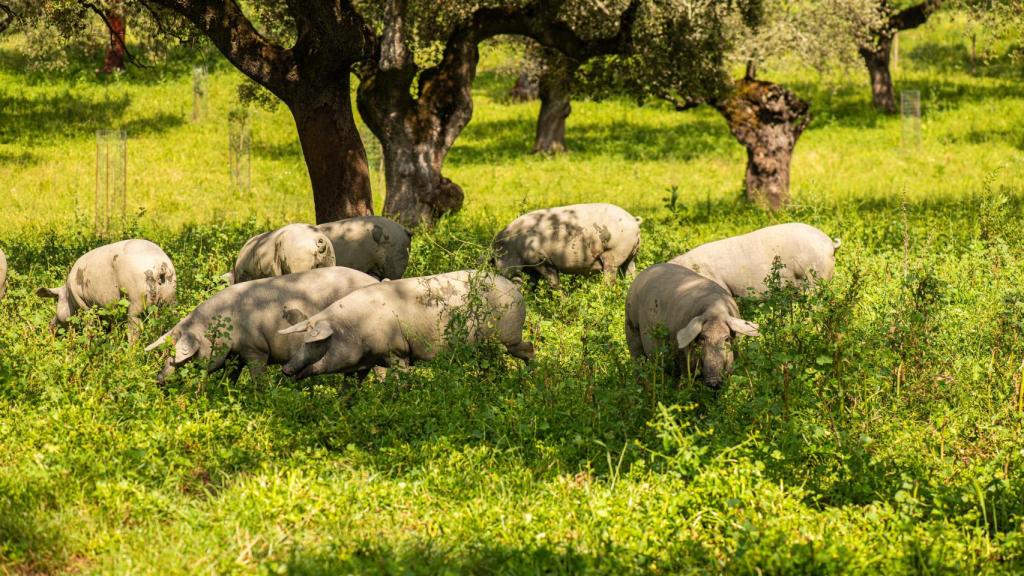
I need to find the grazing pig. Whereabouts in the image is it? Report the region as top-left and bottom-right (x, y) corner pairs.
(0, 247), (7, 302)
(317, 216), (412, 280)
(625, 263), (759, 388)
(278, 270), (534, 380)
(492, 203), (642, 288)
(225, 223), (335, 284)
(669, 223), (839, 298)
(145, 267), (378, 383)
(36, 239), (176, 332)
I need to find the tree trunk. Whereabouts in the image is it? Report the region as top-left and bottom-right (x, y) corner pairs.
(101, 8), (126, 74)
(859, 35), (896, 114)
(290, 76), (374, 223)
(533, 57), (577, 154)
(714, 77), (810, 210)
(380, 136), (464, 226)
(356, 30), (475, 227)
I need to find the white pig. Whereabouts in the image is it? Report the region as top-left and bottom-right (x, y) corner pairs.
(492, 203), (642, 287)
(670, 223), (839, 298)
(225, 223), (335, 284)
(145, 267), (378, 383)
(626, 263), (759, 388)
(36, 239), (176, 332)
(317, 216), (412, 279)
(278, 270), (534, 380)
(0, 247), (7, 302)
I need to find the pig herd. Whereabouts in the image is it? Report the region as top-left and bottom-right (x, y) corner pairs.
(0, 204), (840, 388)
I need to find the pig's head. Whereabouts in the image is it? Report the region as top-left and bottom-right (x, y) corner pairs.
(277, 226), (335, 275)
(145, 324), (212, 384)
(278, 319), (364, 380)
(675, 314), (760, 389)
(36, 285), (72, 326)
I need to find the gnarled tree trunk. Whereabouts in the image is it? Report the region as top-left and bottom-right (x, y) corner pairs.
(378, 137), (464, 226)
(859, 1), (941, 114)
(533, 54), (578, 154)
(290, 76), (374, 223)
(714, 76), (810, 211)
(356, 0), (639, 226)
(859, 35), (896, 113)
(357, 17), (476, 227)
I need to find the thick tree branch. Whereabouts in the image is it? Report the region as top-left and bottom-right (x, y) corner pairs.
(146, 0), (296, 99)
(469, 0), (640, 60)
(890, 0), (941, 32)
(380, 0), (411, 70)
(285, 0), (373, 61)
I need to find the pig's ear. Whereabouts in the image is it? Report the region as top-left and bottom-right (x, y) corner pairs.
(145, 331), (171, 352)
(282, 307), (308, 326)
(303, 320), (334, 344)
(174, 332), (200, 364)
(36, 286), (61, 299)
(727, 316), (760, 337)
(278, 321), (309, 336)
(675, 316), (704, 349)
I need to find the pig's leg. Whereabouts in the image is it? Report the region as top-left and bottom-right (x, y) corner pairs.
(225, 360), (245, 384)
(126, 297), (146, 343)
(620, 250), (638, 276)
(240, 350), (268, 382)
(599, 255), (618, 285)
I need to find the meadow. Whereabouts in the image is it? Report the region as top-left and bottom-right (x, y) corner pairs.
(2, 13), (1024, 574)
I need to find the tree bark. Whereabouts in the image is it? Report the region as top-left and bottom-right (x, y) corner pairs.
(101, 6), (126, 73)
(291, 77), (374, 223)
(859, 36), (896, 113)
(714, 77), (810, 211)
(356, 0), (476, 226)
(533, 55), (578, 154)
(859, 1), (941, 113)
(357, 35), (474, 227)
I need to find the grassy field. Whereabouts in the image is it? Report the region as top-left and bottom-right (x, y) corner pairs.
(2, 13), (1024, 574)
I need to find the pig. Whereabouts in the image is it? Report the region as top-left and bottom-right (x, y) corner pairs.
(36, 239), (176, 333)
(145, 267), (378, 383)
(625, 263), (760, 388)
(669, 223), (839, 298)
(225, 223), (335, 284)
(0, 247), (7, 302)
(278, 270), (535, 380)
(491, 203), (642, 288)
(317, 216), (412, 280)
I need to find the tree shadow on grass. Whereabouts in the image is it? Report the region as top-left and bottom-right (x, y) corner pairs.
(450, 114), (734, 165)
(0, 92), (185, 144)
(0, 44), (227, 88)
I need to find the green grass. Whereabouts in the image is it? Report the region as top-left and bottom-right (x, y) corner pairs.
(2, 13), (1024, 574)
